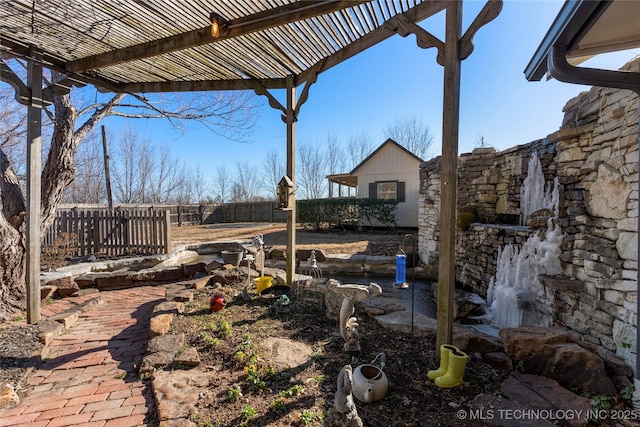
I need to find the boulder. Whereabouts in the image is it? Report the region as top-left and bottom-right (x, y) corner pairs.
(500, 326), (617, 396)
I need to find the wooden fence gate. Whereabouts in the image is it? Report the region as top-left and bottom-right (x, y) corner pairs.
(44, 209), (171, 257)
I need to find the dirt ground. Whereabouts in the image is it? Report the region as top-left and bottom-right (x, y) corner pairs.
(171, 285), (502, 427)
(171, 223), (418, 257)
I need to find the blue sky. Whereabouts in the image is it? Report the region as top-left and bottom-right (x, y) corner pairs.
(109, 0), (639, 180)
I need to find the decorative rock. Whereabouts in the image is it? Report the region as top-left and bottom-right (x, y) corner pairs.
(363, 306), (385, 317)
(500, 326), (617, 396)
(182, 262), (205, 277)
(40, 285), (57, 300)
(95, 273), (134, 290)
(138, 266), (186, 283)
(468, 393), (555, 427)
(204, 260), (223, 273)
(500, 374), (590, 427)
(47, 276), (79, 297)
(150, 313), (175, 337)
(0, 383), (20, 409)
(70, 288), (99, 297)
(259, 337), (313, 370)
(454, 289), (487, 319)
(141, 333), (186, 372)
(165, 285), (194, 303)
(152, 369), (216, 422)
(173, 347), (201, 368)
(37, 322), (64, 346)
(483, 352), (512, 370)
(154, 301), (185, 316)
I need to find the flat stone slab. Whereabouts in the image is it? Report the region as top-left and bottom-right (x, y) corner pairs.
(259, 337), (313, 370)
(153, 369), (216, 422)
(374, 311), (436, 335)
(468, 393), (556, 426)
(500, 374), (590, 427)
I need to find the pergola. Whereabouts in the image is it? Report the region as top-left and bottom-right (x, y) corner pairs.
(525, 0), (640, 378)
(0, 0), (502, 353)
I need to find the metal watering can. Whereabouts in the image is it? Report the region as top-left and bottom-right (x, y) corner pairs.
(352, 353), (388, 403)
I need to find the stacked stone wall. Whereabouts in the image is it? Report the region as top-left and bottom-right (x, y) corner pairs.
(418, 58), (639, 372)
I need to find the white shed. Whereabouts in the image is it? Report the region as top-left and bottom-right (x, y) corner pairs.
(327, 138), (423, 228)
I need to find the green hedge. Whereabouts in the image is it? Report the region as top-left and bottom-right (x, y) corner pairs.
(297, 198), (398, 230)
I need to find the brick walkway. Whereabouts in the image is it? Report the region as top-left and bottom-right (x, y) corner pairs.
(0, 287), (166, 427)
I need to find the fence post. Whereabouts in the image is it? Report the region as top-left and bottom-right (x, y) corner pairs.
(164, 210), (172, 254)
(177, 205), (182, 226)
(92, 210), (100, 255)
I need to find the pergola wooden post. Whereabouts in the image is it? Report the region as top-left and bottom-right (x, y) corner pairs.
(285, 75), (297, 286)
(26, 47), (43, 324)
(435, 0), (462, 353)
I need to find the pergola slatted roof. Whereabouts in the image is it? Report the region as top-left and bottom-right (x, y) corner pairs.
(1, 0), (446, 93)
(2, 0), (502, 349)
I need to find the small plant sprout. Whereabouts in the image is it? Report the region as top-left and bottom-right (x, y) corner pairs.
(218, 319), (232, 338)
(239, 405), (257, 421)
(271, 397), (286, 414)
(226, 385), (242, 402)
(298, 410), (320, 425)
(281, 384), (304, 398)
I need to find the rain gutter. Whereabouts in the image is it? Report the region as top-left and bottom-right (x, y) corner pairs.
(547, 42), (640, 383)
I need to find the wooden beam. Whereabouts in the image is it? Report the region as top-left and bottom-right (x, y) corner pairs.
(66, 1), (369, 73)
(1, 39), (125, 95)
(26, 46), (43, 324)
(285, 75), (297, 287)
(435, 0), (462, 354)
(122, 77), (287, 93)
(298, 0), (447, 83)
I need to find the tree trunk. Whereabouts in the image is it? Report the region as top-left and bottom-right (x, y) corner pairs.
(0, 148), (26, 320)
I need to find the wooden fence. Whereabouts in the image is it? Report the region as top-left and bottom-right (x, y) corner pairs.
(44, 208), (171, 257)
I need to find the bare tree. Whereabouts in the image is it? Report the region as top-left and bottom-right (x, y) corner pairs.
(212, 165), (231, 203)
(325, 133), (346, 197)
(0, 58), (258, 319)
(383, 115), (434, 160)
(62, 129), (106, 204)
(190, 166), (209, 203)
(232, 161), (263, 202)
(346, 131), (375, 169)
(297, 141), (328, 200)
(263, 149), (285, 200)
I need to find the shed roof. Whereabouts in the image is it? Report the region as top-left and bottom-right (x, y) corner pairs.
(1, 0), (446, 95)
(350, 138), (423, 174)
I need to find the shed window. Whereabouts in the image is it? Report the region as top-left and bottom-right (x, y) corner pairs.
(377, 182), (397, 200)
(369, 181), (405, 202)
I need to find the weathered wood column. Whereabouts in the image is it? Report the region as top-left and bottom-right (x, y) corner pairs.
(26, 47), (43, 324)
(436, 1), (462, 351)
(285, 75), (297, 286)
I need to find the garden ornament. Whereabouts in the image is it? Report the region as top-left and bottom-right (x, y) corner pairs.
(328, 281), (382, 352)
(324, 364), (363, 427)
(352, 353), (388, 403)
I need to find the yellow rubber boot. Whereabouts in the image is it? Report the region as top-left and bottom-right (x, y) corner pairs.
(435, 347), (468, 388)
(427, 344), (458, 380)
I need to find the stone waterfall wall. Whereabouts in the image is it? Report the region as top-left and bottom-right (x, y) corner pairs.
(418, 58), (639, 371)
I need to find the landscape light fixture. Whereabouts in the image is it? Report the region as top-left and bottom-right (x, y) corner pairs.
(209, 12), (229, 38)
